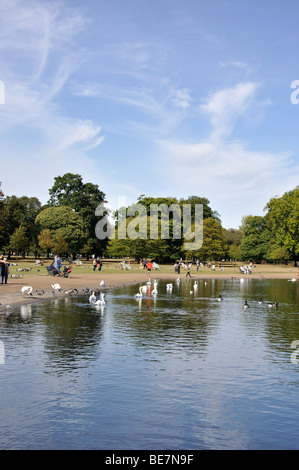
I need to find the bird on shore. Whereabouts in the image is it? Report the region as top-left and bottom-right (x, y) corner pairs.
(51, 283), (61, 291)
(100, 280), (106, 287)
(21, 286), (33, 295)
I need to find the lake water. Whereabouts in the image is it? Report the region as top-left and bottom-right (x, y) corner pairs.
(0, 277), (299, 450)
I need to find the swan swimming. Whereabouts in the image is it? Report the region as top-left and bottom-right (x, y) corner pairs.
(95, 293), (106, 305)
(89, 291), (97, 303)
(21, 286), (33, 295)
(152, 281), (158, 295)
(135, 286), (143, 298)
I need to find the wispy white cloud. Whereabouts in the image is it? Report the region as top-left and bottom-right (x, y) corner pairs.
(200, 82), (260, 141)
(157, 82), (298, 228)
(0, 0), (104, 201)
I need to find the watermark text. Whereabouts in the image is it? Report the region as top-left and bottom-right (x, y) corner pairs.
(95, 198), (203, 251)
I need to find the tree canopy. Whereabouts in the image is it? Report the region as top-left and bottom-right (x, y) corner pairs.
(35, 205), (87, 255)
(0, 176), (298, 265)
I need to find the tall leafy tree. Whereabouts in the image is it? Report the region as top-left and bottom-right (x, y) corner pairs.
(265, 186), (299, 266)
(110, 195), (221, 261)
(187, 217), (227, 261)
(47, 173), (107, 256)
(240, 215), (270, 261)
(1, 195), (42, 256)
(0, 184), (5, 249)
(36, 205), (87, 256)
(8, 223), (30, 257)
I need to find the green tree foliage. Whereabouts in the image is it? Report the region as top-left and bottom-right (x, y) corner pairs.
(107, 213), (171, 261)
(187, 217), (227, 261)
(265, 186), (299, 265)
(38, 229), (53, 257)
(1, 195), (42, 253)
(0, 185), (5, 247)
(240, 215), (270, 261)
(8, 223), (30, 256)
(47, 173), (107, 255)
(223, 228), (243, 260)
(109, 195), (220, 261)
(35, 205), (87, 255)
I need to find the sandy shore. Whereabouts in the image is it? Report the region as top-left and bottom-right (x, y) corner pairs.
(0, 268), (297, 313)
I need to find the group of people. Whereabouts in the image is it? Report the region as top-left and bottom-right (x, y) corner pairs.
(239, 264), (253, 275)
(139, 258), (154, 275)
(48, 254), (72, 277)
(174, 261), (193, 277)
(92, 256), (103, 272)
(0, 254), (10, 284)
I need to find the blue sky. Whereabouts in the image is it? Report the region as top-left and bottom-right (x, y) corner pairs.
(0, 0), (299, 229)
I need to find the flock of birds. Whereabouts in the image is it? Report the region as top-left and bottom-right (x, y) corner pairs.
(133, 277), (280, 311)
(17, 280), (108, 309)
(4, 275), (294, 313)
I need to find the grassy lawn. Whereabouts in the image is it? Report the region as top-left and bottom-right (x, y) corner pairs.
(6, 258), (298, 278)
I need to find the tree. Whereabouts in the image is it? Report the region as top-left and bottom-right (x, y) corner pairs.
(223, 228), (243, 260)
(265, 186), (299, 266)
(47, 173), (107, 256)
(187, 217), (227, 261)
(240, 215), (270, 261)
(0, 184), (6, 249)
(1, 195), (42, 256)
(35, 205), (87, 255)
(52, 231), (69, 255)
(110, 195), (221, 262)
(38, 229), (54, 257)
(107, 213), (172, 262)
(8, 223), (30, 257)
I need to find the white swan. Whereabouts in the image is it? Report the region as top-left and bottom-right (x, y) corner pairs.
(288, 278), (297, 282)
(51, 283), (61, 290)
(194, 281), (198, 289)
(21, 286), (33, 295)
(95, 292), (106, 305)
(135, 286), (143, 298)
(89, 291), (97, 303)
(166, 283), (173, 290)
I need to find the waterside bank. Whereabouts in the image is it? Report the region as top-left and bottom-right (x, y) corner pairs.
(0, 268), (297, 313)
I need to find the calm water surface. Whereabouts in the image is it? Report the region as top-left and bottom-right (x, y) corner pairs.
(0, 277), (299, 450)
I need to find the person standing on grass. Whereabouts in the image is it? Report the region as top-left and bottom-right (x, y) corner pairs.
(0, 255), (4, 284)
(2, 258), (9, 284)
